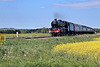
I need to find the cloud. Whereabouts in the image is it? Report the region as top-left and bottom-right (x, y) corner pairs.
(0, 0), (16, 1)
(54, 0), (100, 9)
(40, 7), (45, 8)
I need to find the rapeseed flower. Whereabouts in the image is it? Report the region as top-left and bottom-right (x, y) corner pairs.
(52, 38), (100, 62)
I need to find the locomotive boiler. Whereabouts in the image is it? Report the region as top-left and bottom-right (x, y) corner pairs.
(49, 19), (95, 36)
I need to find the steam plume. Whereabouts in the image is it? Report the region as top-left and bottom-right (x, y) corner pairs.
(54, 13), (65, 19)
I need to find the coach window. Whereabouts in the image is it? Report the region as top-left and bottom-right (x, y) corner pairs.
(83, 27), (86, 31)
(75, 25), (79, 31)
(70, 24), (74, 31)
(80, 26), (82, 31)
(88, 28), (90, 31)
(75, 25), (77, 31)
(77, 25), (80, 31)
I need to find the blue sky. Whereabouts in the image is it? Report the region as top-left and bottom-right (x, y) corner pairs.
(0, 0), (100, 29)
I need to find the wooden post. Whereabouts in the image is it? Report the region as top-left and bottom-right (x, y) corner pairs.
(4, 34), (6, 44)
(0, 34), (6, 44)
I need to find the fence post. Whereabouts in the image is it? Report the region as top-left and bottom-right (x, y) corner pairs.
(4, 34), (6, 44)
(0, 34), (6, 44)
(16, 32), (19, 38)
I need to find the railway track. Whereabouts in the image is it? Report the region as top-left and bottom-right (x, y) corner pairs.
(33, 36), (51, 39)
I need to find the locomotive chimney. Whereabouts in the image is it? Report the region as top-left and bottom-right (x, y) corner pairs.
(54, 19), (57, 21)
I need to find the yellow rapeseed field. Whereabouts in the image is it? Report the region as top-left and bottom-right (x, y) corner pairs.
(94, 37), (100, 41)
(52, 37), (100, 62)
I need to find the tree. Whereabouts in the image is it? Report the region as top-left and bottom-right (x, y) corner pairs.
(41, 27), (46, 33)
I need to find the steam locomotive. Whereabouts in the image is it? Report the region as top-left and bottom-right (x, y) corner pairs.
(49, 19), (95, 36)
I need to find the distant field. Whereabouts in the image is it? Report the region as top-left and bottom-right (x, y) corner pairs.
(0, 33), (100, 67)
(6, 33), (49, 38)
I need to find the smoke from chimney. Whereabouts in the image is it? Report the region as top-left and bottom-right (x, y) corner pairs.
(54, 13), (65, 19)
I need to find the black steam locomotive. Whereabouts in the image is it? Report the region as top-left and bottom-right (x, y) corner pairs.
(49, 19), (95, 36)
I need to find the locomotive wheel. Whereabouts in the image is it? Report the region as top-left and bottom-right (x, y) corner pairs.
(51, 33), (54, 37)
(60, 33), (63, 36)
(51, 33), (53, 37)
(52, 33), (56, 37)
(58, 33), (61, 36)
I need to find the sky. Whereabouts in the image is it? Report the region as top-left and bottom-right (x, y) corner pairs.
(0, 0), (100, 29)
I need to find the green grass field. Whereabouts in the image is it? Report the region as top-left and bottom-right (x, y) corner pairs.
(0, 33), (100, 67)
(6, 33), (49, 38)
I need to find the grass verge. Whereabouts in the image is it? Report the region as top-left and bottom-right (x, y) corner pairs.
(0, 34), (100, 67)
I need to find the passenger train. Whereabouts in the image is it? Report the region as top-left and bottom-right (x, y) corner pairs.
(49, 19), (95, 36)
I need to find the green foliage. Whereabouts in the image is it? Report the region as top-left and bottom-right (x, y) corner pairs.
(94, 28), (100, 33)
(0, 27), (49, 34)
(0, 34), (100, 67)
(41, 27), (48, 33)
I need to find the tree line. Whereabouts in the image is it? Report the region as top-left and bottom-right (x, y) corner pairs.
(94, 28), (100, 33)
(0, 27), (49, 34)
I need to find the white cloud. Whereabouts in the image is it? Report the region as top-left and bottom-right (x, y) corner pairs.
(54, 0), (100, 9)
(0, 0), (16, 1)
(40, 7), (45, 8)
